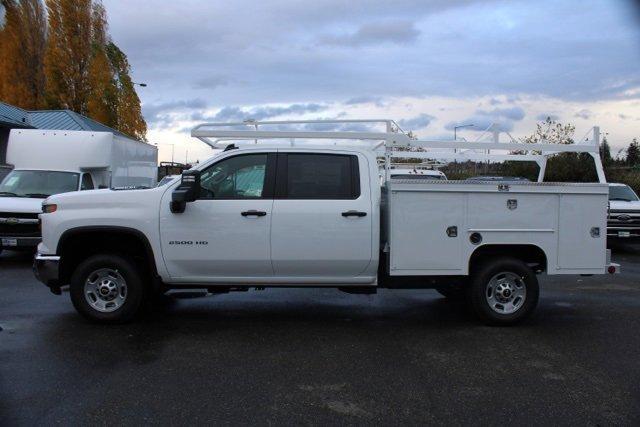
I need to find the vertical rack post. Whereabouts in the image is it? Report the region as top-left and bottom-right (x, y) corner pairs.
(592, 126), (606, 183)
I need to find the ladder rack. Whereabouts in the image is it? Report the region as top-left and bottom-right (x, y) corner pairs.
(190, 119), (606, 183)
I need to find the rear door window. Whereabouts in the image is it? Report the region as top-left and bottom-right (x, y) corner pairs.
(280, 153), (360, 199)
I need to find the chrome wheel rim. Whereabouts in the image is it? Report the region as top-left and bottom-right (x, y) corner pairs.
(84, 268), (127, 313)
(485, 271), (526, 315)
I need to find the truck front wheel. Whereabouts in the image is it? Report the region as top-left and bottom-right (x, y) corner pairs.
(69, 254), (145, 323)
(469, 257), (539, 326)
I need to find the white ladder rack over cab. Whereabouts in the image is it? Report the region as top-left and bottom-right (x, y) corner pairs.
(191, 119), (607, 183)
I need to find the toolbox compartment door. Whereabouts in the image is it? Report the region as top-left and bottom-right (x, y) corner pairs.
(557, 194), (607, 271)
(390, 191), (465, 274)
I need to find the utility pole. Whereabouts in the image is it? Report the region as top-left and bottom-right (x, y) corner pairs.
(154, 143), (175, 164)
(453, 124), (474, 154)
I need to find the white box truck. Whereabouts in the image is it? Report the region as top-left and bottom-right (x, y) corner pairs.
(33, 120), (618, 325)
(0, 129), (157, 252)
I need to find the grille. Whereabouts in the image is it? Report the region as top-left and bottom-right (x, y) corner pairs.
(0, 212), (40, 237)
(608, 210), (640, 229)
(0, 212), (39, 219)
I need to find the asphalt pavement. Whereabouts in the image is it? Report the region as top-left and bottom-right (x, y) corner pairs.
(1, 244), (640, 425)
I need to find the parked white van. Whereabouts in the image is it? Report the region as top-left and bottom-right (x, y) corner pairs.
(0, 129), (157, 252)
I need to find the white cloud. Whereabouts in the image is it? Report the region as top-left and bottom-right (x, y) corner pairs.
(320, 20), (420, 46)
(445, 106), (526, 132)
(399, 113), (435, 129)
(575, 109), (593, 120)
(98, 0), (640, 161)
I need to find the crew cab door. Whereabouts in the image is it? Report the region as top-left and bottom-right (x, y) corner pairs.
(270, 152), (373, 279)
(159, 152), (276, 281)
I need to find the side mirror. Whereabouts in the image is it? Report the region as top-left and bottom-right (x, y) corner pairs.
(171, 170), (201, 213)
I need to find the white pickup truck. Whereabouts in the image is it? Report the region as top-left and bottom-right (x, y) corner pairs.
(607, 183), (640, 240)
(34, 120), (619, 325)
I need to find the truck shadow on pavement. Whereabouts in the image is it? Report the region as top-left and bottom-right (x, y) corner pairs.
(607, 239), (640, 254)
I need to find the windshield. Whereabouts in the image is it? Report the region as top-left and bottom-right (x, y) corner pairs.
(609, 185), (639, 202)
(0, 170), (80, 198)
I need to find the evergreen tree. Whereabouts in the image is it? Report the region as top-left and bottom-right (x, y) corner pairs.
(600, 136), (612, 167)
(627, 138), (640, 167)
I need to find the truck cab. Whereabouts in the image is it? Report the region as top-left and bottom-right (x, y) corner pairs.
(160, 147), (379, 284)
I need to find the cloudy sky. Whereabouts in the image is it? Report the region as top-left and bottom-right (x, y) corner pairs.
(102, 0), (640, 163)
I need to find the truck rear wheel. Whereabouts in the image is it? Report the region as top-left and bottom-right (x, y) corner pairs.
(469, 257), (539, 326)
(70, 254), (145, 323)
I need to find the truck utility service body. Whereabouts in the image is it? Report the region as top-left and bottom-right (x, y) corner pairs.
(34, 120), (618, 325)
(0, 129), (157, 251)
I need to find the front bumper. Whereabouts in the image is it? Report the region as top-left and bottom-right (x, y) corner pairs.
(607, 230), (640, 239)
(1, 236), (41, 249)
(33, 254), (61, 294)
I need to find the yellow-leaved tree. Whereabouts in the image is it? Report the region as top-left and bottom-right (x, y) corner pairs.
(0, 0), (149, 140)
(0, 0), (47, 109)
(44, 0), (94, 113)
(86, 2), (118, 127)
(106, 42), (147, 141)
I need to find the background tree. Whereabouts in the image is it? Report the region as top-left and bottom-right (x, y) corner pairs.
(106, 43), (147, 140)
(600, 136), (612, 167)
(0, 0), (147, 139)
(0, 0), (47, 109)
(44, 0), (94, 113)
(512, 117), (596, 182)
(521, 116), (575, 145)
(86, 2), (118, 126)
(626, 138), (639, 167)
(41, 0), (147, 139)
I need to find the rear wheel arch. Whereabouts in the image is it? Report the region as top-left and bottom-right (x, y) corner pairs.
(469, 244), (547, 274)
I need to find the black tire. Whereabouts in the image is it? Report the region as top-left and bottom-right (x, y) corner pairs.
(468, 257), (539, 326)
(70, 254), (146, 323)
(435, 284), (466, 300)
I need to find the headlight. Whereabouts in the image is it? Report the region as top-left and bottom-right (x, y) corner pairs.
(42, 203), (57, 213)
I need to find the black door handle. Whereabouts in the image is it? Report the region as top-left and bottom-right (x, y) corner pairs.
(342, 210), (367, 217)
(241, 210), (267, 217)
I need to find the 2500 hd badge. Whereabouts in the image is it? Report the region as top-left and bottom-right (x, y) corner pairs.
(168, 240), (209, 245)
